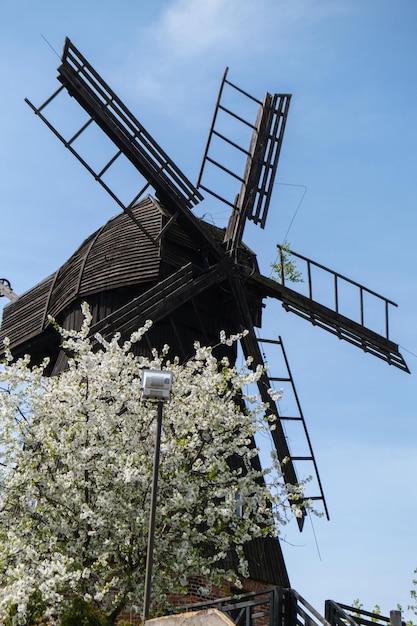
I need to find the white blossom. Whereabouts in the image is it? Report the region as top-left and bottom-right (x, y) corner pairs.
(0, 307), (307, 625)
(267, 387), (284, 402)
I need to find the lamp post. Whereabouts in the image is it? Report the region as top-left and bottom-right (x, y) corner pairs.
(141, 369), (173, 623)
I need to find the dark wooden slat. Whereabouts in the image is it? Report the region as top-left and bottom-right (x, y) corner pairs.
(250, 273), (409, 373)
(89, 262), (227, 341)
(59, 38), (203, 211)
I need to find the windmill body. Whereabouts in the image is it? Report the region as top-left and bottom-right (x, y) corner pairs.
(0, 196), (259, 375)
(0, 38), (408, 598)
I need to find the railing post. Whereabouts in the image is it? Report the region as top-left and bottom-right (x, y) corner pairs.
(390, 610), (402, 626)
(283, 589), (297, 626)
(271, 587), (284, 626)
(307, 261), (312, 299)
(324, 600), (333, 624)
(245, 602), (250, 626)
(334, 274), (339, 314)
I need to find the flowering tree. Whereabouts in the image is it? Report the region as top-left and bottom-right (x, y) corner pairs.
(0, 305), (304, 625)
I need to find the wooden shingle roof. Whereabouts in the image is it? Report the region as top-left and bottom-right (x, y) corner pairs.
(0, 196), (164, 353)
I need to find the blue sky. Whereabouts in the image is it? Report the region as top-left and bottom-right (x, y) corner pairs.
(1, 0), (417, 619)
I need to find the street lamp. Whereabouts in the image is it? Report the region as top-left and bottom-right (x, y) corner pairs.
(141, 369), (173, 623)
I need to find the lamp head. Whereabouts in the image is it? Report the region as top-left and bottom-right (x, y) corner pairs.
(141, 370), (173, 401)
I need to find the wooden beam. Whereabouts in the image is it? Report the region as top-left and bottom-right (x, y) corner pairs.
(0, 282), (18, 301)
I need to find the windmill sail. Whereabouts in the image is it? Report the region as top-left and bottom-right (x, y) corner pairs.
(226, 272), (328, 530)
(25, 38), (203, 233)
(262, 246), (409, 372)
(256, 335), (329, 521)
(197, 68), (290, 253)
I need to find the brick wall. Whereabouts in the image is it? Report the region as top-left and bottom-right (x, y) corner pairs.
(117, 577), (275, 625)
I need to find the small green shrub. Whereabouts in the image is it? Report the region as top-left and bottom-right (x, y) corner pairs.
(271, 243), (303, 283)
(60, 597), (108, 626)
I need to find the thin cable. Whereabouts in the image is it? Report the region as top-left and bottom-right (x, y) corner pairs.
(399, 345), (417, 359)
(40, 34), (61, 59)
(275, 182), (307, 243)
(308, 510), (323, 562)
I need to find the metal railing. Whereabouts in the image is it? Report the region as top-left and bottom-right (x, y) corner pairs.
(182, 587), (404, 626)
(184, 587), (282, 626)
(325, 601), (404, 626)
(183, 586), (331, 626)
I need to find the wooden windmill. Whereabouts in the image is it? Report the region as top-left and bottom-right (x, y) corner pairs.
(0, 38), (408, 592)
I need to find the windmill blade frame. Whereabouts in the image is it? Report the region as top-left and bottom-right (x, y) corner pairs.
(197, 67), (290, 254)
(25, 38), (203, 229)
(228, 272), (328, 530)
(263, 246), (409, 372)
